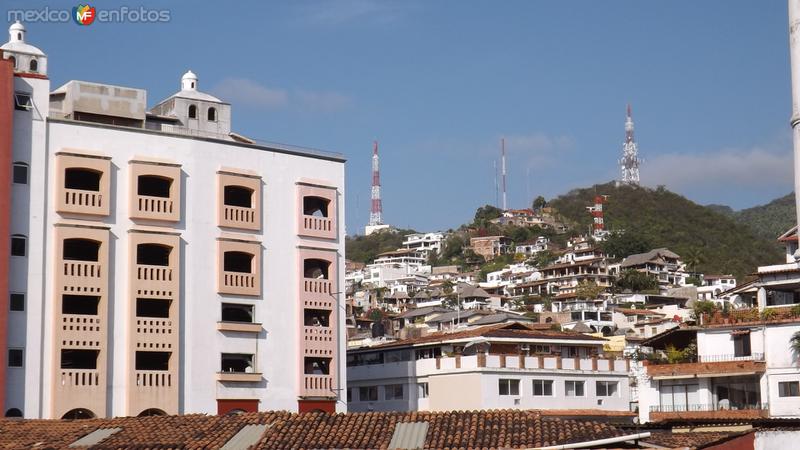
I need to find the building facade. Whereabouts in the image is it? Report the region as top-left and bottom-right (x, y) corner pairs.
(2, 23), (345, 419)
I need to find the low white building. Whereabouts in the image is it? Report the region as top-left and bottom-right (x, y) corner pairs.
(347, 323), (631, 413)
(402, 232), (445, 256)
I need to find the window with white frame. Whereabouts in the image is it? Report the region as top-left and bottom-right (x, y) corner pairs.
(532, 379), (553, 396)
(384, 384), (404, 400)
(499, 379), (520, 396)
(596, 381), (618, 397)
(13, 92), (31, 111)
(565, 380), (585, 397)
(779, 381), (800, 397)
(418, 382), (429, 399)
(359, 386), (378, 402)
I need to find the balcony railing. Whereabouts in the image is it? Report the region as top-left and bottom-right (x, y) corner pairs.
(650, 402), (768, 413)
(63, 261), (102, 278)
(302, 374), (335, 398)
(61, 261), (104, 294)
(64, 188), (102, 209)
(133, 194), (178, 221)
(303, 278), (332, 295)
(647, 353), (765, 365)
(220, 271), (259, 296)
(222, 205), (257, 228)
(137, 264), (173, 282)
(300, 214), (335, 239)
(135, 370), (172, 387)
(60, 369), (100, 387)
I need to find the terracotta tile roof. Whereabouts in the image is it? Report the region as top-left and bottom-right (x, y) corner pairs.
(349, 323), (607, 351)
(0, 410), (629, 450)
(642, 430), (750, 448)
(645, 359), (766, 378)
(615, 308), (666, 316)
(702, 307), (800, 328)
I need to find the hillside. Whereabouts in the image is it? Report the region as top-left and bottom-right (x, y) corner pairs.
(345, 229), (417, 264)
(731, 192), (795, 243)
(548, 182), (782, 279)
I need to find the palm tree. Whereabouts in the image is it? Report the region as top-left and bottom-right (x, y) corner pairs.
(791, 331), (800, 354)
(683, 248), (704, 273)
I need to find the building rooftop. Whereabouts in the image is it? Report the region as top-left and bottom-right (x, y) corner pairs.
(0, 410), (637, 450)
(620, 248), (681, 268)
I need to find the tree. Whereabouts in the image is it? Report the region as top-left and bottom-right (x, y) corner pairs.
(685, 275), (702, 287)
(791, 331), (800, 354)
(683, 248), (704, 273)
(531, 250), (556, 268)
(473, 205), (503, 228)
(601, 231), (652, 260)
(615, 269), (658, 293)
(532, 196), (547, 211)
(575, 281), (605, 300)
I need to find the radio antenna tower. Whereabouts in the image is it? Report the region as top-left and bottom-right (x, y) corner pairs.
(619, 104), (642, 185)
(369, 141), (383, 226)
(501, 138), (508, 211)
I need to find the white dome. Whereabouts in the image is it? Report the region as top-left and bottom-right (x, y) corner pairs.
(9, 21), (25, 42)
(181, 70), (198, 91)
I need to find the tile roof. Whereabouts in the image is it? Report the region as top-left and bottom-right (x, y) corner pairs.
(641, 430), (750, 449)
(620, 248), (681, 268)
(395, 306), (450, 319)
(0, 410), (630, 450)
(615, 308), (666, 316)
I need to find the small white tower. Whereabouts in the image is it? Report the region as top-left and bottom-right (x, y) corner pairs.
(149, 70), (231, 136)
(1, 21), (47, 76)
(181, 70), (198, 91)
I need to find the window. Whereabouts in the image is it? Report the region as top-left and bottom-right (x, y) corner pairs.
(304, 357), (330, 375)
(14, 92), (31, 111)
(64, 168), (101, 191)
(60, 349), (98, 369)
(359, 386), (378, 402)
(62, 295), (100, 316)
(222, 303), (255, 323)
(136, 351), (170, 371)
(532, 345), (550, 354)
(385, 384), (404, 400)
(499, 379), (520, 396)
(29, 59), (37, 72)
(224, 251), (253, 273)
(63, 238), (100, 261)
(627, 316), (635, 323)
(597, 381), (618, 397)
(10, 235), (26, 257)
(565, 380), (585, 397)
(137, 175), (172, 198)
(303, 196), (330, 217)
(221, 353), (254, 373)
(733, 334), (752, 357)
(223, 185), (253, 208)
(651, 327), (658, 335)
(207, 107), (217, 121)
(188, 104), (197, 119)
(136, 243), (171, 266)
(8, 349), (23, 368)
(418, 383), (429, 399)
(136, 298), (170, 318)
(532, 379), (553, 396)
(347, 388), (353, 403)
(12, 162), (28, 184)
(304, 259), (330, 279)
(779, 381), (800, 397)
(10, 293), (24, 312)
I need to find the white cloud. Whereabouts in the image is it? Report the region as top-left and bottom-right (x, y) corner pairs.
(641, 147), (793, 191)
(211, 78), (288, 109)
(500, 132), (575, 167)
(211, 78), (352, 113)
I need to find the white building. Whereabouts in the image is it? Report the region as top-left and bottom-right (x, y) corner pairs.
(402, 232), (444, 256)
(1, 24), (345, 419)
(347, 323), (631, 413)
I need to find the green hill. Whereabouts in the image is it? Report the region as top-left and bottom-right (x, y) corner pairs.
(345, 229), (417, 264)
(548, 182), (782, 279)
(731, 192), (795, 243)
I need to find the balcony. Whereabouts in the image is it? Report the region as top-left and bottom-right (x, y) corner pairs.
(649, 403), (769, 422)
(645, 354), (766, 379)
(60, 314), (102, 344)
(297, 185), (337, 240)
(62, 188), (104, 214)
(135, 370), (172, 388)
(59, 369), (101, 388)
(134, 195), (176, 219)
(221, 205), (258, 230)
(218, 240), (261, 296)
(216, 372), (262, 382)
(302, 374), (335, 398)
(61, 261), (103, 294)
(301, 215), (334, 238)
(129, 160), (181, 222)
(303, 326), (335, 357)
(301, 278), (334, 309)
(221, 271), (258, 296)
(55, 152), (111, 217)
(135, 264), (176, 298)
(216, 321), (262, 333)
(218, 171), (261, 231)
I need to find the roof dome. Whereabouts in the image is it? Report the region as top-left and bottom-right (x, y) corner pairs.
(181, 70), (198, 91)
(9, 21), (25, 39)
(1, 21), (45, 57)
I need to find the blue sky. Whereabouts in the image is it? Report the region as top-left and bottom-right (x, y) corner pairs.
(6, 0), (794, 234)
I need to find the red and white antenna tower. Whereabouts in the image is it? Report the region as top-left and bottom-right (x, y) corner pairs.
(369, 141), (383, 226)
(501, 138), (507, 211)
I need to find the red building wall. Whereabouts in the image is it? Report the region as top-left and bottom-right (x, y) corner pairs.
(0, 57), (14, 413)
(216, 399), (259, 415)
(703, 432), (754, 450)
(298, 399), (336, 414)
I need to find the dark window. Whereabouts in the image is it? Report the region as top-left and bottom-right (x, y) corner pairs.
(10, 293), (24, 311)
(13, 93), (31, 111)
(384, 384), (404, 400)
(418, 383), (429, 398)
(62, 238), (99, 261)
(64, 168), (101, 191)
(303, 259), (330, 279)
(138, 408), (167, 417)
(597, 381), (618, 396)
(62, 295), (100, 315)
(779, 381), (800, 397)
(221, 353), (254, 373)
(303, 196), (329, 217)
(304, 357), (331, 375)
(136, 298), (170, 318)
(61, 409), (95, 420)
(8, 349), (22, 367)
(60, 349), (98, 369)
(304, 309), (330, 327)
(137, 175), (172, 198)
(532, 379), (553, 396)
(136, 244), (171, 266)
(347, 388), (353, 403)
(12, 163), (27, 184)
(359, 386), (378, 402)
(223, 185), (253, 208)
(29, 59), (37, 72)
(733, 334), (752, 357)
(221, 303), (254, 323)
(224, 251), (253, 273)
(207, 107), (217, 121)
(4, 408), (22, 418)
(498, 379), (520, 396)
(188, 104), (197, 119)
(11, 235), (26, 257)
(565, 380), (585, 397)
(135, 351), (170, 371)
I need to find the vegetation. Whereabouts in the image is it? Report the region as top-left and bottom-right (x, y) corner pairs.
(575, 280), (605, 300)
(691, 300), (718, 321)
(549, 182), (782, 279)
(792, 331), (800, 354)
(473, 204), (503, 228)
(730, 192), (795, 244)
(615, 269), (659, 293)
(684, 275), (702, 287)
(345, 228), (417, 263)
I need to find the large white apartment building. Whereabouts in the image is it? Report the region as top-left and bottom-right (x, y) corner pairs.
(1, 23), (345, 419)
(346, 323), (631, 413)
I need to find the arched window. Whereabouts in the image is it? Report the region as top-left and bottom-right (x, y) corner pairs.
(224, 251), (253, 273)
(303, 196), (330, 218)
(61, 408), (96, 420)
(12, 162), (28, 184)
(303, 259), (330, 279)
(223, 185), (253, 208)
(136, 243), (171, 266)
(17, 33), (21, 41)
(28, 59), (37, 72)
(138, 408), (167, 417)
(63, 238), (100, 262)
(4, 408), (22, 418)
(188, 104), (197, 119)
(137, 175), (172, 198)
(207, 107), (217, 121)
(65, 168), (101, 191)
